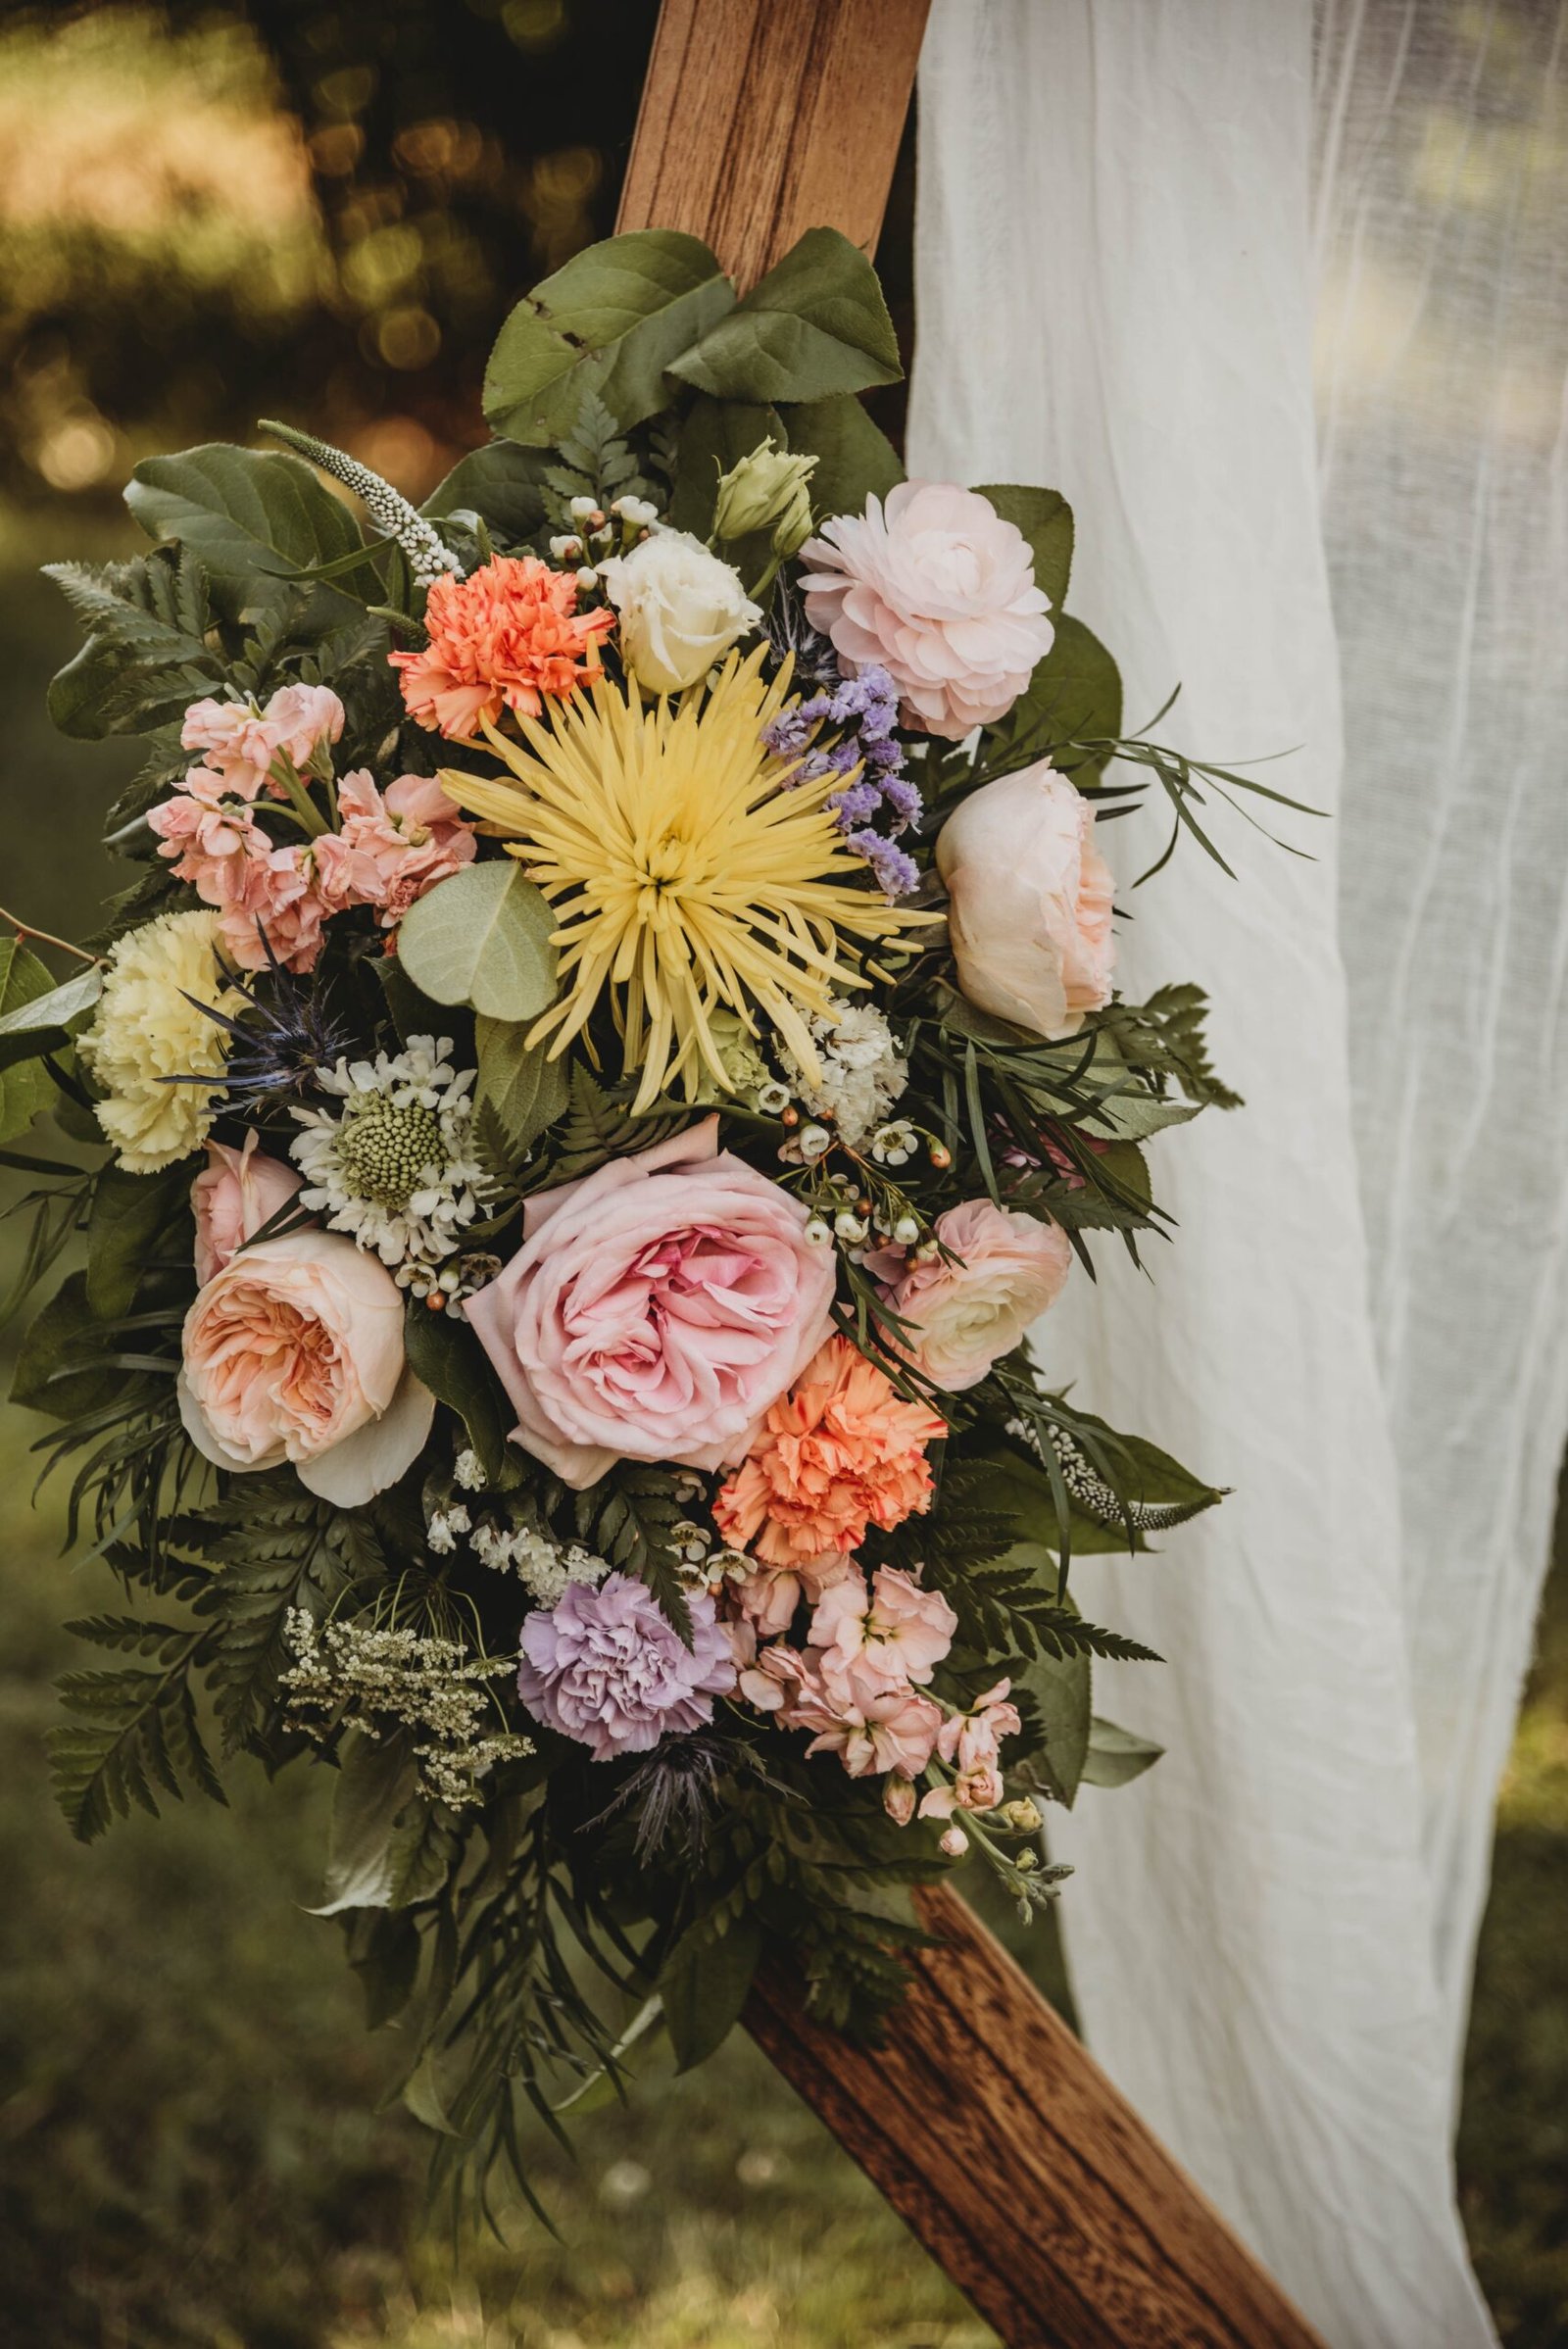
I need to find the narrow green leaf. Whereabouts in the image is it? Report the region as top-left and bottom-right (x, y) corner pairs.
(0, 937), (58, 1137)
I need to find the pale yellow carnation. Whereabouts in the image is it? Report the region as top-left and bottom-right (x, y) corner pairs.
(80, 909), (236, 1173)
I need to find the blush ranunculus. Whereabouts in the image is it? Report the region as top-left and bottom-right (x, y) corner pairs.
(191, 1130), (303, 1287)
(178, 1227), (434, 1505)
(935, 762), (1114, 1040)
(712, 1334), (946, 1569)
(465, 1116), (837, 1490)
(883, 1199), (1072, 1392)
(798, 481), (1054, 739)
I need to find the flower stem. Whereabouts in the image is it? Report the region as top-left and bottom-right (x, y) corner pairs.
(0, 907), (103, 964)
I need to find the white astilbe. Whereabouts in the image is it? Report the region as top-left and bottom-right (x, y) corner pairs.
(280, 1608), (530, 1809)
(290, 1034), (491, 1271)
(470, 1522), (611, 1608)
(778, 999), (908, 1147)
(260, 419), (463, 588)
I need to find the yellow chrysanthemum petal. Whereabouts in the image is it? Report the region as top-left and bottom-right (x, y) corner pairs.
(448, 651), (936, 1106)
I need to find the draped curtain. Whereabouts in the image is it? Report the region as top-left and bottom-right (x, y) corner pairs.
(912, 4), (1568, 2342)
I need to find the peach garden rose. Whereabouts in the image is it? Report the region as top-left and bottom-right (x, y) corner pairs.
(935, 762), (1114, 1041)
(883, 1199), (1072, 1392)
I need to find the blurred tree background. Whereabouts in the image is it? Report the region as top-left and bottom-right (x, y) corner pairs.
(0, 4), (1559, 2345)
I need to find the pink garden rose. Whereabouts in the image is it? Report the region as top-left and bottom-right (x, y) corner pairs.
(314, 770), (476, 927)
(191, 1130), (302, 1287)
(883, 1199), (1072, 1391)
(466, 1116), (837, 1490)
(935, 763), (1114, 1040)
(798, 482), (1054, 738)
(181, 685), (344, 801)
(178, 1226), (434, 1505)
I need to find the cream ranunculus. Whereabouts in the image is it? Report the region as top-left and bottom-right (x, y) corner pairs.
(935, 763), (1114, 1040)
(598, 529), (761, 693)
(78, 908), (239, 1173)
(179, 1226), (434, 1505)
(881, 1199), (1071, 1392)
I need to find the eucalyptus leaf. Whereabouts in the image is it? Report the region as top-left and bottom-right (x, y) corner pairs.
(475, 1013), (569, 1160)
(668, 227), (902, 405)
(124, 444), (371, 618)
(974, 484), (1074, 613)
(396, 860), (558, 1021)
(1081, 1715), (1165, 1789)
(0, 938), (58, 1138)
(483, 228), (734, 446)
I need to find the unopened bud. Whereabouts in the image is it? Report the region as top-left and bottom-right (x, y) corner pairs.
(549, 534), (583, 561)
(710, 437), (818, 555)
(804, 1216), (831, 1247)
(568, 495), (598, 521)
(1015, 1849), (1039, 1873)
(883, 1776), (916, 1827)
(1001, 1797), (1044, 1835)
(939, 1825), (969, 1859)
(799, 1123), (832, 1161)
(575, 565), (599, 592)
(893, 1215), (920, 1247)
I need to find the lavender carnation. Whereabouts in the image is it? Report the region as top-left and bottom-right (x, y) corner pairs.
(516, 1574), (736, 1760)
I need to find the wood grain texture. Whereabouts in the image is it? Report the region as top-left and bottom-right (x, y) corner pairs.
(615, 0), (931, 288)
(746, 1886), (1328, 2349)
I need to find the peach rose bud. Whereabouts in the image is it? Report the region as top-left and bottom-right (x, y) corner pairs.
(935, 763), (1114, 1040)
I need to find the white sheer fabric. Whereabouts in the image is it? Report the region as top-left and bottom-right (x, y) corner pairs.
(909, 3), (1555, 2341)
(1314, 0), (1568, 2116)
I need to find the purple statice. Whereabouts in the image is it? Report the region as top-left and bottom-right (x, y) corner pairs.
(515, 1575), (736, 1760)
(761, 661), (925, 900)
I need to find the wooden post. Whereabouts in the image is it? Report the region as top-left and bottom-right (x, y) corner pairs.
(616, 0), (931, 289)
(618, 8), (1329, 2343)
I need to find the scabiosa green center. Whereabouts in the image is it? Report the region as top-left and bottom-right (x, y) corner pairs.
(335, 1094), (444, 1209)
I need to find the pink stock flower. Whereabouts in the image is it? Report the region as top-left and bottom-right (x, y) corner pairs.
(808, 1565), (956, 1690)
(737, 1637), (944, 1782)
(921, 1680), (1022, 1816)
(147, 792), (328, 973)
(799, 482), (1054, 739)
(713, 1336), (945, 1570)
(882, 1199), (1072, 1393)
(314, 770), (476, 927)
(191, 1130), (302, 1287)
(466, 1116), (837, 1490)
(391, 555), (614, 739)
(726, 1547), (855, 1641)
(181, 685), (344, 801)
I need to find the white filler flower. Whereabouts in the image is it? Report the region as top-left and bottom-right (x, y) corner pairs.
(779, 999), (908, 1148)
(291, 1034), (489, 1269)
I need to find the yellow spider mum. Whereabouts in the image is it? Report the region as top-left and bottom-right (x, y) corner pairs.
(439, 647), (935, 1113)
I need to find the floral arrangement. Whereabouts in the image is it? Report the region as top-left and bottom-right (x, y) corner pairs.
(0, 227), (1270, 2207)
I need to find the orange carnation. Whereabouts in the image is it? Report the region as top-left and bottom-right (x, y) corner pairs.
(714, 1336), (945, 1570)
(390, 555), (614, 740)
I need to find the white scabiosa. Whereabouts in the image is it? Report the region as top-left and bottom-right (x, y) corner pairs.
(290, 1034), (490, 1270)
(778, 999), (908, 1148)
(79, 909), (238, 1173)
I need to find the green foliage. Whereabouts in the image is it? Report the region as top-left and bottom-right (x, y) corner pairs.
(1080, 1716), (1164, 1789)
(483, 228), (735, 446)
(573, 1464), (694, 1644)
(84, 1159), (188, 1319)
(658, 1911), (763, 2074)
(10, 1271), (126, 1419)
(182, 1477), (362, 1751)
(980, 611), (1123, 769)
(50, 1606), (224, 1842)
(0, 936), (58, 1139)
(421, 438), (553, 542)
(124, 442), (374, 621)
(474, 1010), (570, 1162)
(402, 1304), (510, 1488)
(395, 859), (558, 1021)
(1096, 983), (1245, 1110)
(1011, 1609), (1092, 1806)
(974, 484), (1074, 612)
(536, 1063), (687, 1188)
(316, 1731), (459, 1916)
(43, 547), (220, 739)
(668, 227), (902, 405)
(786, 392), (905, 516)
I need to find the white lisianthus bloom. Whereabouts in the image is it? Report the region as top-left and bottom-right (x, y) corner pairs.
(79, 908), (238, 1173)
(598, 529), (761, 694)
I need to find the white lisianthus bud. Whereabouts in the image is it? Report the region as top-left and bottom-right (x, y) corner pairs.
(598, 528), (761, 694)
(711, 438), (819, 557)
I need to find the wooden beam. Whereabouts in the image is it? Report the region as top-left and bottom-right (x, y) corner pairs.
(747, 1886), (1328, 2349)
(615, 0), (931, 289)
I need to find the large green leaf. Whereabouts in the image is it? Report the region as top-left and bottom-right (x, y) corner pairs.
(475, 1013), (569, 1161)
(124, 444), (371, 618)
(0, 959), (102, 1074)
(668, 227), (902, 406)
(312, 1731), (454, 1916)
(422, 440), (554, 540)
(403, 1303), (511, 1487)
(1080, 1715), (1164, 1789)
(787, 394), (904, 521)
(974, 484), (1074, 613)
(482, 228), (734, 446)
(395, 860), (558, 1022)
(983, 612), (1124, 768)
(0, 939), (59, 1141)
(659, 1914), (763, 2073)
(86, 1162), (190, 1320)
(11, 1273), (127, 1420)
